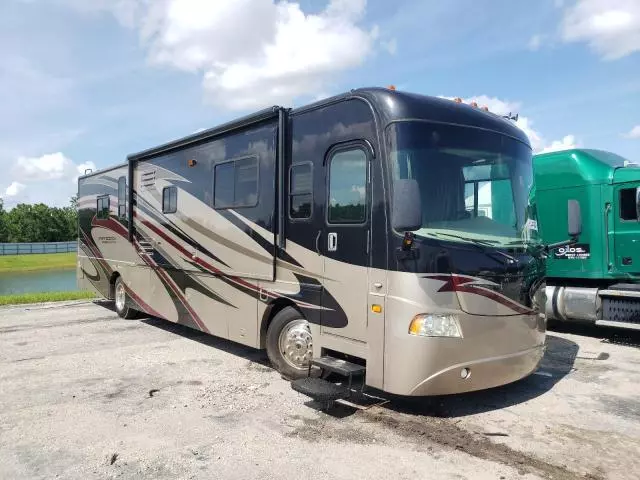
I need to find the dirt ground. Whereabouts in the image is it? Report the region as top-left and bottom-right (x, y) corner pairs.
(0, 300), (638, 480)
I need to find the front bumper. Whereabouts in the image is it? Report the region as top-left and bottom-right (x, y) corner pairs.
(408, 344), (545, 396)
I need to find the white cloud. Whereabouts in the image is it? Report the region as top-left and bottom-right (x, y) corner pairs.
(1, 152), (96, 208)
(72, 0), (378, 111)
(528, 34), (544, 50)
(351, 185), (366, 199)
(5, 182), (26, 197)
(623, 125), (640, 138)
(561, 0), (640, 59)
(381, 38), (398, 55)
(13, 152), (88, 182)
(538, 135), (579, 154)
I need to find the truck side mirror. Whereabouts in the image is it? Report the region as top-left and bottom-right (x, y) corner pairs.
(636, 186), (640, 221)
(568, 199), (582, 237)
(392, 179), (422, 232)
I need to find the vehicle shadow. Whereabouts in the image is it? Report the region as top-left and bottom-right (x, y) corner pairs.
(547, 319), (640, 348)
(138, 315), (272, 368)
(96, 301), (581, 418)
(376, 333), (580, 419)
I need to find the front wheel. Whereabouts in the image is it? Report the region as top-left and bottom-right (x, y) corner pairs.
(266, 307), (313, 379)
(114, 277), (138, 319)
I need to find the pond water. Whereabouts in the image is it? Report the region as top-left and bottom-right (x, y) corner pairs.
(0, 269), (77, 295)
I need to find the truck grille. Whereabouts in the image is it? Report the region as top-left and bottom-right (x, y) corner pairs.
(602, 297), (640, 325)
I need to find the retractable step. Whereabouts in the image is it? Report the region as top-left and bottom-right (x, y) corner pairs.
(291, 377), (351, 406)
(290, 356), (366, 409)
(311, 356), (366, 377)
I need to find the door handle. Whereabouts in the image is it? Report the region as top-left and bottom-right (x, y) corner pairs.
(373, 282), (382, 289)
(328, 232), (338, 252)
(315, 231), (322, 255)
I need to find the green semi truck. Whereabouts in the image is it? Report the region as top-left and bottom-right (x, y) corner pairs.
(533, 149), (640, 330)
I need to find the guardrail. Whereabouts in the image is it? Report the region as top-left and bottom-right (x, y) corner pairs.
(0, 241), (77, 256)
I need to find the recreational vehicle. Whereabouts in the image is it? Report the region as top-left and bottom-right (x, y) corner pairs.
(78, 88), (562, 400)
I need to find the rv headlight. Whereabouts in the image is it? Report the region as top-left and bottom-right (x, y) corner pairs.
(408, 314), (462, 338)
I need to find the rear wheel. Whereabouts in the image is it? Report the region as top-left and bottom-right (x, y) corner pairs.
(114, 277), (138, 319)
(266, 307), (313, 379)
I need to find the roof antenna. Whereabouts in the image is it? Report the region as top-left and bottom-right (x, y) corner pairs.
(503, 112), (519, 122)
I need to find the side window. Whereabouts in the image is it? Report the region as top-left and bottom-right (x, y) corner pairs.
(328, 148), (367, 224)
(117, 176), (127, 218)
(97, 195), (110, 219)
(619, 188), (638, 220)
(289, 163), (312, 219)
(162, 186), (177, 213)
(214, 156), (259, 209)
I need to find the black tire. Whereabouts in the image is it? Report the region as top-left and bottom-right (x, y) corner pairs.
(114, 277), (138, 319)
(266, 306), (313, 380)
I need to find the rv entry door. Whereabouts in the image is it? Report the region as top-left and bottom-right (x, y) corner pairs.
(320, 144), (370, 343)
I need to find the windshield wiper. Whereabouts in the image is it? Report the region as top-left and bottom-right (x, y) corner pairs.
(429, 232), (519, 264)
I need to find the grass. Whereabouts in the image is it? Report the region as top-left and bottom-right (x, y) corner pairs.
(0, 291), (96, 306)
(0, 252), (77, 273)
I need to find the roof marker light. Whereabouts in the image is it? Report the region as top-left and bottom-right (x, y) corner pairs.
(387, 85), (396, 90)
(470, 101), (478, 108)
(453, 97), (463, 103)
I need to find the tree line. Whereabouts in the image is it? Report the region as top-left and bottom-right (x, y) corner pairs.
(0, 197), (78, 243)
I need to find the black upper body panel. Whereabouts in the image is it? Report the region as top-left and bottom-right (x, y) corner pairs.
(293, 88), (530, 147)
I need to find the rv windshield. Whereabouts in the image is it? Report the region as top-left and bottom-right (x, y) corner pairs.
(387, 121), (537, 246)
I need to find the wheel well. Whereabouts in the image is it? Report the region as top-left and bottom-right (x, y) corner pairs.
(108, 272), (120, 300)
(259, 298), (300, 349)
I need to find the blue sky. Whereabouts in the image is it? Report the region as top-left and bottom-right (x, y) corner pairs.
(1, 0), (639, 207)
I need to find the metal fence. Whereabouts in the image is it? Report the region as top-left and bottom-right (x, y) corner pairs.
(0, 241), (77, 256)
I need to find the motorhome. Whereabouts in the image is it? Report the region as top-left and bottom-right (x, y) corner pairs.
(78, 87), (555, 400)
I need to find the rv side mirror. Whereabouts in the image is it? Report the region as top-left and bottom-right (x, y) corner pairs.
(392, 179), (422, 232)
(636, 186), (640, 221)
(568, 199), (582, 237)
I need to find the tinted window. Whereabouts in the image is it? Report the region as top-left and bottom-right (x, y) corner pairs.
(118, 176), (126, 218)
(289, 163), (312, 219)
(97, 196), (110, 219)
(214, 162), (234, 208)
(387, 121), (534, 244)
(235, 157), (258, 207)
(214, 157), (259, 208)
(328, 149), (367, 224)
(162, 186), (177, 213)
(620, 188), (638, 220)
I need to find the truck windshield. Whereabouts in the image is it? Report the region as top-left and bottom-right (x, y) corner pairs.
(387, 121), (536, 246)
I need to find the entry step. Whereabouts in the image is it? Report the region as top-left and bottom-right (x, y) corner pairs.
(311, 356), (366, 377)
(291, 377), (350, 402)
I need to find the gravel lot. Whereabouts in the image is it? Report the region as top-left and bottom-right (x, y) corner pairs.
(1, 301), (638, 480)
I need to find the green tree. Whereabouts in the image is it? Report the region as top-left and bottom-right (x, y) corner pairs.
(4, 197), (79, 242)
(0, 198), (8, 242)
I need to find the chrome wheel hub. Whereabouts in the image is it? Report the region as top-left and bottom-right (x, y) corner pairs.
(278, 319), (312, 370)
(115, 283), (126, 312)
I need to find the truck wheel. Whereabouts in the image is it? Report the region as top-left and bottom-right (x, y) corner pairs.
(266, 307), (313, 380)
(114, 277), (138, 319)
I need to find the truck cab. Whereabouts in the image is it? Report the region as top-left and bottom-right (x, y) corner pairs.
(533, 149), (640, 330)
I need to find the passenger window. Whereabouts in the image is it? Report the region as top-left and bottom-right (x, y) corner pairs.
(162, 186), (177, 213)
(328, 149), (367, 224)
(214, 156), (259, 208)
(289, 163), (312, 219)
(235, 157), (259, 207)
(619, 188), (638, 220)
(97, 196), (110, 219)
(118, 176), (127, 218)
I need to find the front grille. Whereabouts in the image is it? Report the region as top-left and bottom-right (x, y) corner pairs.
(602, 297), (640, 325)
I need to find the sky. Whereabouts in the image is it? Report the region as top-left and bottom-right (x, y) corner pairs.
(1, 0), (639, 208)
